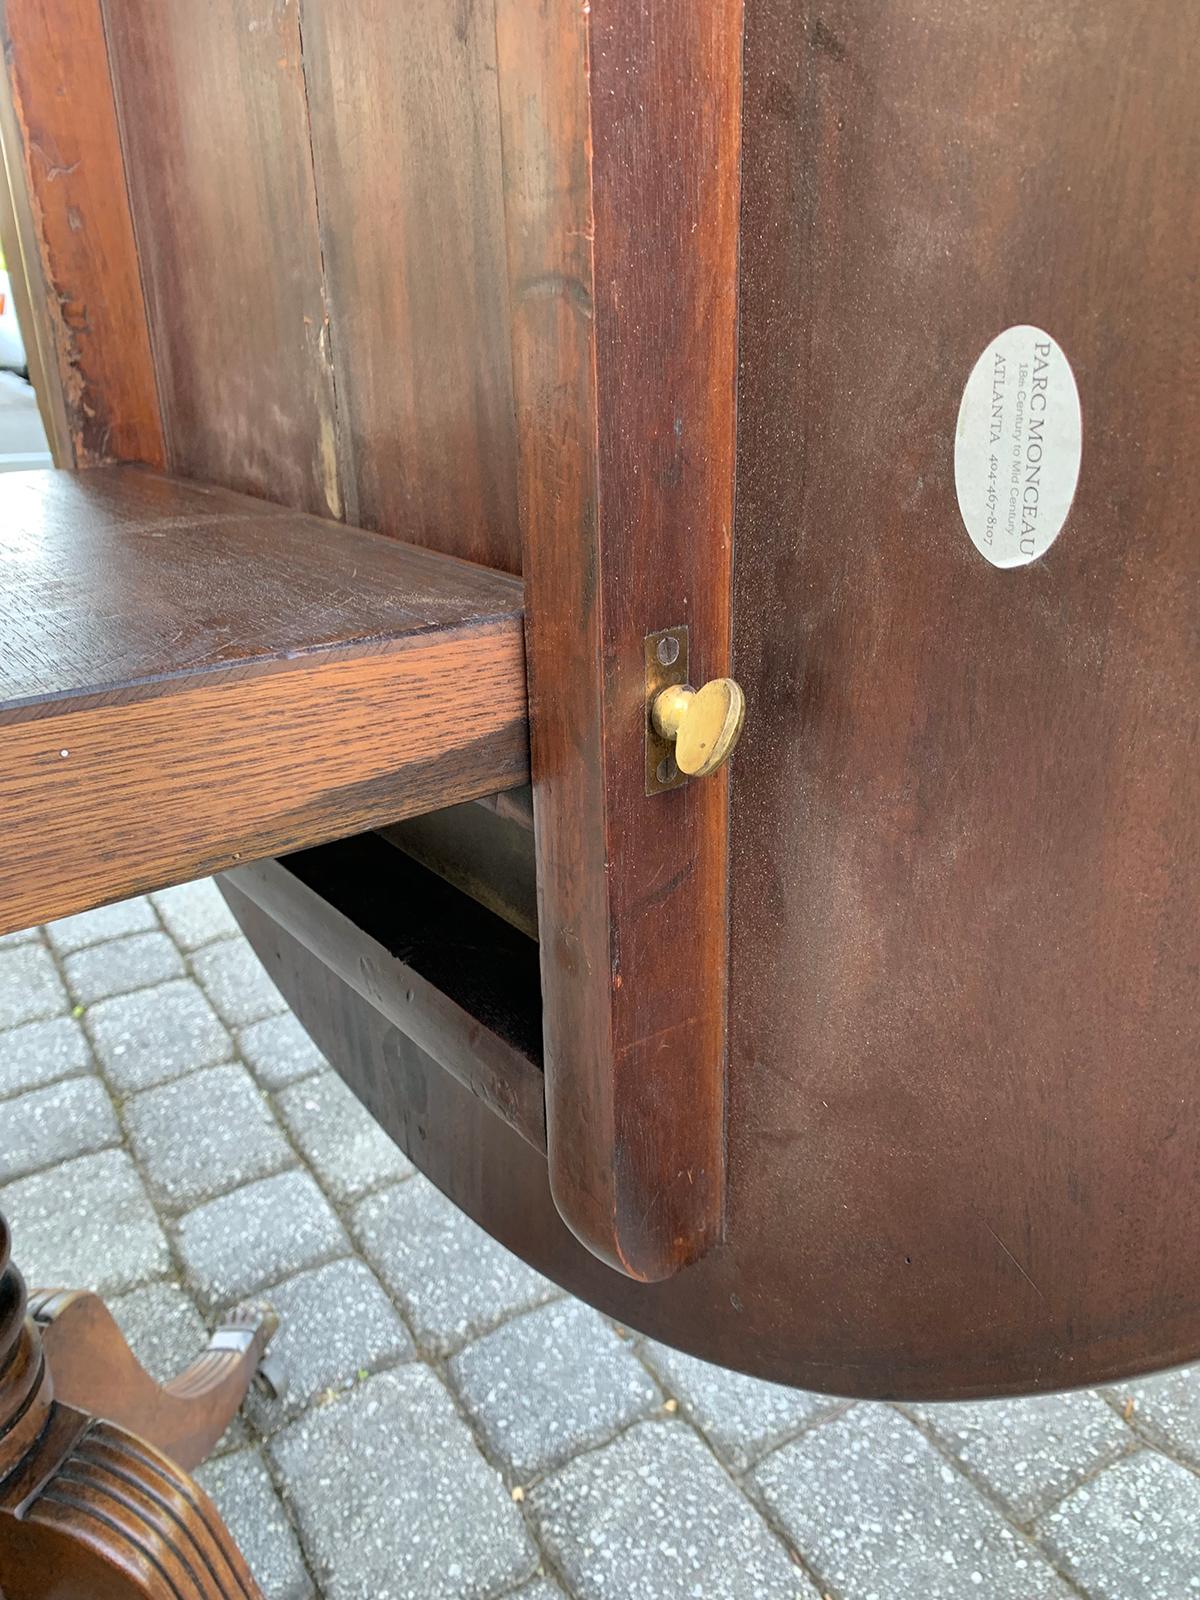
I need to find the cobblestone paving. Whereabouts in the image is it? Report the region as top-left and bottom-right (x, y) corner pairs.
(2, 880), (1198, 1599)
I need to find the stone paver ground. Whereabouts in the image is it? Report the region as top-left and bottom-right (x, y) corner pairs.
(2, 881), (1198, 1599)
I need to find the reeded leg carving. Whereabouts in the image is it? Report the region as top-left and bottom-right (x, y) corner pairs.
(29, 1291), (278, 1471)
(0, 1211), (267, 1600)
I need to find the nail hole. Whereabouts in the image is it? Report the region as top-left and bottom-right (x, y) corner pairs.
(656, 756), (678, 785)
(656, 636), (680, 666)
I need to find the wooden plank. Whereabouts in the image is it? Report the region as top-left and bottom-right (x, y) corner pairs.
(495, 1), (743, 1279)
(298, 0), (521, 572)
(0, 469), (528, 935)
(223, 840), (546, 1153)
(101, 0), (342, 517)
(0, 0), (163, 466)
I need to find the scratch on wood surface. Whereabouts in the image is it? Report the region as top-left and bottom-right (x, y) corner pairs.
(617, 1015), (700, 1062)
(516, 272), (594, 319)
(984, 1223), (1046, 1300)
(30, 141), (80, 181)
(293, 0), (351, 526)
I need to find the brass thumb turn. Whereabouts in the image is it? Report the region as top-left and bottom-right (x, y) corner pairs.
(651, 678), (746, 778)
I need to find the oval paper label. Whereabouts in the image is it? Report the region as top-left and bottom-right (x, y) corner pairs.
(954, 325), (1082, 568)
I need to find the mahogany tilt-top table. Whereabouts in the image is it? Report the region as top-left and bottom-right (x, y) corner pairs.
(0, 0), (1195, 1594)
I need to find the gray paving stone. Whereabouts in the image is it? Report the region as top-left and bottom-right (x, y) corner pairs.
(63, 931), (184, 1005)
(354, 1177), (557, 1356)
(1109, 1362), (1200, 1469)
(150, 879), (239, 950)
(178, 1171), (349, 1310)
(530, 1419), (806, 1600)
(0, 1075), (120, 1183)
(512, 1584), (567, 1600)
(44, 896), (158, 954)
(192, 938), (287, 1027)
(196, 1448), (314, 1600)
(1039, 1450), (1200, 1599)
(909, 1388), (1134, 1523)
(125, 1062), (293, 1211)
(276, 1072), (413, 1203)
(271, 1366), (536, 1600)
(751, 1405), (1070, 1599)
(640, 1338), (842, 1473)
(86, 978), (233, 1092)
(0, 928), (38, 948)
(0, 1149), (170, 1294)
(0, 1015), (92, 1098)
(236, 1257), (414, 1429)
(452, 1299), (661, 1480)
(0, 941), (68, 1028)
(238, 1011), (327, 1089)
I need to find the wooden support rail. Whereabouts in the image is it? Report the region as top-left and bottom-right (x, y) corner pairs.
(0, 468), (529, 935)
(222, 839), (546, 1154)
(495, 0), (742, 1281)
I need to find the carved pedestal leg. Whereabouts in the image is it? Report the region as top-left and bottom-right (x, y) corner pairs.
(0, 1211), (268, 1599)
(29, 1290), (277, 1471)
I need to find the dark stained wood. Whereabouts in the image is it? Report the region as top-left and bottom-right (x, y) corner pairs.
(3, 0), (1197, 1403)
(0, 1211), (266, 1598)
(0, 468), (528, 935)
(495, 0), (744, 1280)
(237, 853), (1200, 1403)
(0, 0), (164, 466)
(299, 0), (522, 573)
(381, 795), (538, 940)
(222, 838), (545, 1152)
(101, 0), (342, 516)
(231, 0), (1200, 1399)
(725, 0), (1200, 1390)
(475, 785), (535, 832)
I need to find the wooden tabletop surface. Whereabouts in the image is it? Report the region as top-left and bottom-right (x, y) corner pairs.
(0, 468), (528, 934)
(0, 468), (523, 716)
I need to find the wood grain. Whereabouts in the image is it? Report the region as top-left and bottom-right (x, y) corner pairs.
(0, 0), (164, 466)
(0, 469), (528, 935)
(237, 0), (1198, 1399)
(101, 0), (341, 516)
(725, 0), (1200, 1390)
(299, 0), (522, 572)
(496, 0), (743, 1279)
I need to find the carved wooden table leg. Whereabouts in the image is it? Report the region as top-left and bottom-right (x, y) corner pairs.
(0, 1210), (267, 1599)
(29, 1291), (278, 1472)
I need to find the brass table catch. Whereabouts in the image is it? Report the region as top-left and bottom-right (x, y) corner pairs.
(653, 679), (745, 776)
(644, 625), (745, 794)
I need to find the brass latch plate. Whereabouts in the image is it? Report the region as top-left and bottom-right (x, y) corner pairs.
(645, 624), (689, 795)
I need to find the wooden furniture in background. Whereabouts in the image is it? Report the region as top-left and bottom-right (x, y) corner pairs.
(0, 0), (163, 467)
(0, 1211), (272, 1600)
(0, 0), (1196, 1429)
